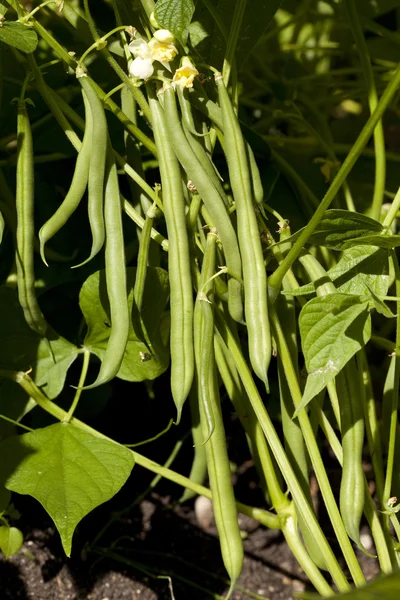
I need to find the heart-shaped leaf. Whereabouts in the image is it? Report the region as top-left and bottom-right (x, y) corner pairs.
(0, 526), (23, 558)
(297, 293), (371, 414)
(79, 267), (170, 382)
(0, 423), (135, 556)
(0, 22), (38, 53)
(0, 287), (79, 399)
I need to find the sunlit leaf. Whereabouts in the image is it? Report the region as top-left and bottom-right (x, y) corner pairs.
(297, 294), (371, 414)
(80, 268), (170, 382)
(0, 22), (38, 53)
(0, 526), (23, 558)
(0, 424), (135, 556)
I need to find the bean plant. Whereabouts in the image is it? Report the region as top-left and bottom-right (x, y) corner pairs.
(0, 0), (400, 598)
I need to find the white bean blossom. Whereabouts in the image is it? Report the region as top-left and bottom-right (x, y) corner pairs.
(128, 31), (178, 80)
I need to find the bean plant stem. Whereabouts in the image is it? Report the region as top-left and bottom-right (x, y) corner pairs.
(0, 369), (280, 531)
(345, 0), (386, 221)
(268, 60), (400, 301)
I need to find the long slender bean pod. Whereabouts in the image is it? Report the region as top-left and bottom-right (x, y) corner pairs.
(161, 83), (243, 325)
(38, 91), (92, 266)
(74, 73), (107, 266)
(15, 97), (48, 338)
(147, 84), (194, 423)
(336, 359), (367, 552)
(215, 73), (271, 387)
(85, 140), (130, 388)
(196, 232), (244, 595)
(179, 385), (208, 503)
(0, 207), (4, 244)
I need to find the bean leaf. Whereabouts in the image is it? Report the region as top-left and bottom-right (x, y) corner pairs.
(284, 246), (389, 299)
(273, 210), (384, 251)
(297, 293), (371, 414)
(155, 0), (196, 45)
(0, 287), (79, 399)
(0, 424), (134, 556)
(0, 22), (38, 53)
(80, 267), (170, 382)
(0, 526), (24, 558)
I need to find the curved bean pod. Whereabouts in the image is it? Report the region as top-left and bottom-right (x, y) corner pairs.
(161, 84), (243, 325)
(85, 139), (130, 388)
(147, 84), (194, 423)
(38, 92), (92, 266)
(74, 74), (107, 267)
(215, 73), (271, 388)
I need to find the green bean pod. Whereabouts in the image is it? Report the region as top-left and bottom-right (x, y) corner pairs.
(38, 93), (92, 265)
(337, 359), (366, 550)
(15, 99), (48, 338)
(161, 84), (243, 325)
(85, 140), (130, 388)
(177, 87), (229, 208)
(0, 206), (4, 244)
(215, 73), (271, 387)
(148, 84), (194, 422)
(74, 75), (107, 267)
(179, 385), (208, 503)
(196, 232), (244, 593)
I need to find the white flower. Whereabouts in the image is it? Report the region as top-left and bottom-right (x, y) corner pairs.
(128, 38), (154, 79)
(172, 57), (199, 88)
(128, 33), (178, 80)
(153, 29), (175, 44)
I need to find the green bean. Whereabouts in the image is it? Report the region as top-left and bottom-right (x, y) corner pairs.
(161, 84), (243, 325)
(196, 232), (244, 595)
(337, 359), (366, 551)
(179, 385), (208, 503)
(147, 84), (194, 423)
(215, 73), (271, 388)
(177, 87), (230, 207)
(38, 92), (92, 266)
(15, 98), (48, 339)
(73, 74), (107, 267)
(194, 231), (218, 445)
(0, 206), (4, 244)
(85, 139), (130, 388)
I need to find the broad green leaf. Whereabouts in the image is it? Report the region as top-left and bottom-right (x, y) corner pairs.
(79, 267), (170, 382)
(297, 294), (371, 414)
(365, 287), (396, 319)
(0, 22), (38, 53)
(0, 424), (135, 556)
(283, 246), (389, 299)
(0, 487), (11, 512)
(301, 568), (400, 600)
(0, 526), (23, 558)
(273, 210), (383, 251)
(341, 234), (400, 250)
(155, 0), (196, 45)
(0, 287), (79, 399)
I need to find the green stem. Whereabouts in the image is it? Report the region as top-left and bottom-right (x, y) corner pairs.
(268, 60), (400, 301)
(270, 307), (365, 587)
(383, 252), (400, 505)
(140, 0), (155, 19)
(222, 0), (247, 86)
(214, 315), (350, 592)
(382, 186), (400, 229)
(345, 0), (386, 221)
(64, 348), (90, 423)
(0, 370), (280, 531)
